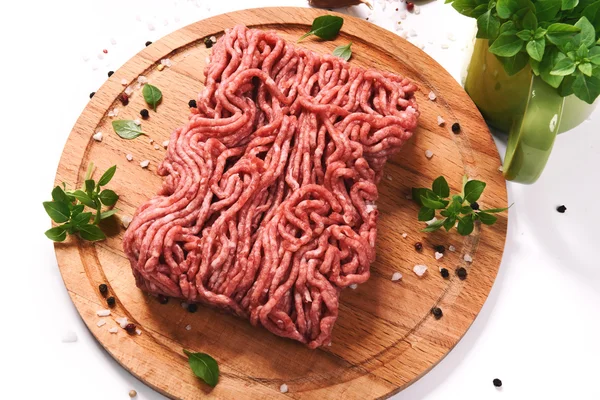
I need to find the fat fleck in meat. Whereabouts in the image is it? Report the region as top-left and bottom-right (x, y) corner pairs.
(123, 25), (419, 348)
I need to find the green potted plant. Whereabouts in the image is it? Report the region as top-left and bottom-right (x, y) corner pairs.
(448, 0), (600, 183)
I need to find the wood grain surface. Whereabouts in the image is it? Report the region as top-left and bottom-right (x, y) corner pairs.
(53, 7), (508, 400)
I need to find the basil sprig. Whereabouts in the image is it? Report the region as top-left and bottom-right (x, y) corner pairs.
(333, 42), (353, 61)
(43, 163), (119, 242)
(112, 120), (146, 140)
(298, 15), (344, 42)
(183, 349), (219, 387)
(413, 176), (510, 235)
(447, 0), (600, 103)
(142, 83), (162, 111)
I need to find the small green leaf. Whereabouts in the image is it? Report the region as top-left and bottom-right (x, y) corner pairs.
(463, 180), (487, 203)
(497, 52), (529, 75)
(535, 0), (561, 21)
(534, 28), (547, 40)
(71, 204), (85, 217)
(579, 62), (593, 76)
(43, 201), (71, 223)
(418, 207), (435, 221)
(540, 48), (565, 88)
(460, 205), (473, 214)
(526, 37), (545, 61)
(457, 216), (475, 235)
(558, 74), (577, 96)
(588, 46), (600, 64)
(562, 0), (579, 10)
(98, 165), (117, 186)
(298, 15), (344, 42)
(45, 225), (68, 242)
(546, 23), (581, 47)
(551, 56), (577, 75)
(516, 30), (533, 41)
(142, 84), (162, 111)
(443, 215), (457, 231)
(332, 42), (352, 61)
(71, 190), (96, 208)
(100, 209), (119, 220)
(72, 212), (92, 227)
(85, 179), (95, 195)
(478, 212), (498, 225)
(432, 176), (450, 198)
(484, 206), (511, 213)
(77, 224), (106, 241)
(577, 44), (589, 59)
(522, 10), (537, 30)
(420, 195), (446, 210)
(477, 10), (501, 39)
(51, 186), (69, 204)
(573, 16), (595, 48)
(582, 1), (600, 27)
(489, 32), (524, 57)
(531, 58), (540, 75)
(499, 21), (517, 35)
(112, 120), (146, 140)
(412, 188), (436, 206)
(99, 189), (119, 206)
(572, 71), (600, 103)
(184, 350), (220, 387)
(422, 219), (445, 232)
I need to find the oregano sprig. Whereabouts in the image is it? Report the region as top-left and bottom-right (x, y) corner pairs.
(413, 176), (510, 236)
(43, 163), (119, 242)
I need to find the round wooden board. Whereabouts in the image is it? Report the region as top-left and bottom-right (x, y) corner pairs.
(54, 7), (508, 400)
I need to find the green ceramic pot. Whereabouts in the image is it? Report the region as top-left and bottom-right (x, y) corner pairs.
(464, 39), (597, 184)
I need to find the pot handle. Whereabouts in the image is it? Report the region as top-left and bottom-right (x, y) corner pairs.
(503, 75), (565, 184)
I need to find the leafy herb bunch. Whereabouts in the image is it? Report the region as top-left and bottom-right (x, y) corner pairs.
(413, 176), (509, 235)
(43, 163), (119, 242)
(448, 0), (600, 103)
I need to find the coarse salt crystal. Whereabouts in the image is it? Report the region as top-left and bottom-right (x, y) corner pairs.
(181, 302), (189, 309)
(108, 108), (120, 117)
(425, 149), (434, 159)
(120, 78), (128, 86)
(447, 33), (456, 41)
(163, 18), (169, 26)
(280, 384), (289, 394)
(110, 38), (117, 45)
(413, 264), (428, 277)
(464, 254), (473, 262)
(135, 14), (141, 22)
(162, 140), (169, 148)
(426, 217), (438, 225)
(147, 22), (155, 31)
(135, 82), (142, 90)
(391, 272), (403, 281)
(428, 39), (434, 45)
(449, 245), (456, 252)
(406, 105), (416, 114)
(116, 317), (128, 329)
(136, 329), (142, 335)
(498, 166), (504, 172)
(61, 330), (78, 343)
(97, 309), (111, 317)
(185, 324), (192, 331)
(405, 194), (412, 200)
(133, 119), (141, 126)
(154, 144), (160, 150)
(137, 75), (148, 84)
(97, 53), (104, 60)
(414, 5), (421, 14)
(386, 174), (392, 181)
(121, 215), (132, 229)
(124, 86), (134, 96)
(395, 23), (403, 32)
(140, 160), (150, 169)
(437, 116), (445, 126)
(441, 43), (449, 49)
(97, 320), (107, 327)
(210, 36), (217, 43)
(126, 154), (133, 161)
(349, 284), (358, 290)
(399, 11), (407, 20)
(409, 29), (417, 37)
(428, 91), (437, 101)
(109, 327), (118, 334)
(165, 59), (173, 67)
(93, 131), (103, 142)
(435, 252), (444, 260)
(83, 55), (89, 62)
(366, 204), (377, 213)
(402, 233), (408, 238)
(160, 59), (167, 66)
(399, 31), (409, 39)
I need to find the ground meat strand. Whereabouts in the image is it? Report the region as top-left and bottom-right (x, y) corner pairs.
(123, 25), (419, 348)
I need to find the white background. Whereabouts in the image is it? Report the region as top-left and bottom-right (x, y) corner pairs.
(1, 0), (599, 399)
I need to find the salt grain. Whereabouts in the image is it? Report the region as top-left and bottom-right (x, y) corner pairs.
(83, 55), (89, 62)
(425, 149), (434, 159)
(399, 31), (409, 39)
(126, 154), (133, 162)
(464, 254), (473, 262)
(447, 33), (456, 41)
(135, 15), (141, 22)
(147, 22), (155, 31)
(426, 217), (438, 225)
(124, 86), (134, 96)
(116, 317), (129, 329)
(140, 160), (150, 169)
(136, 329), (142, 335)
(138, 75), (148, 84)
(386, 174), (392, 181)
(391, 272), (403, 281)
(133, 119), (141, 126)
(437, 116), (445, 126)
(409, 29), (417, 37)
(414, 5), (421, 14)
(92, 64), (99, 71)
(428, 91), (437, 101)
(61, 330), (78, 343)
(109, 327), (118, 334)
(121, 215), (132, 229)
(97, 320), (107, 327)
(349, 284), (358, 290)
(110, 37), (117, 45)
(402, 233), (408, 238)
(97, 309), (111, 317)
(185, 324), (192, 331)
(405, 194), (412, 200)
(399, 11), (407, 19)
(449, 245), (456, 252)
(280, 384), (289, 394)
(181, 302), (189, 309)
(435, 251), (444, 260)
(120, 78), (128, 86)
(154, 144), (160, 150)
(498, 166), (504, 172)
(97, 53), (104, 60)
(441, 43), (450, 49)
(93, 131), (103, 142)
(162, 140), (169, 148)
(413, 264), (428, 277)
(366, 204), (377, 213)
(210, 36), (217, 43)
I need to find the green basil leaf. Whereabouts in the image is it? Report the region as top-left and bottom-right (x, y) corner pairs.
(582, 1), (600, 27)
(77, 224), (107, 241)
(71, 204), (85, 217)
(98, 165), (117, 187)
(72, 211), (92, 227)
(447, 197), (463, 214)
(418, 207), (436, 221)
(546, 23), (581, 46)
(496, 0), (534, 18)
(516, 30), (533, 40)
(472, 3), (491, 17)
(551, 56), (577, 75)
(523, 10), (537, 30)
(412, 188), (436, 206)
(451, 0), (481, 16)
(142, 84), (163, 111)
(45, 225), (68, 242)
(99, 189), (119, 206)
(43, 201), (71, 223)
(112, 120), (146, 140)
(298, 15), (343, 42)
(489, 32), (524, 57)
(540, 48), (565, 87)
(431, 176), (450, 198)
(85, 179), (95, 195)
(421, 219), (445, 232)
(440, 209), (452, 217)
(526, 37), (546, 61)
(100, 209), (119, 220)
(572, 71), (600, 103)
(420, 195), (446, 210)
(443, 215), (457, 231)
(51, 186), (69, 204)
(184, 350), (219, 387)
(477, 10), (501, 39)
(500, 21), (517, 35)
(484, 206), (511, 213)
(457, 216), (475, 235)
(71, 190), (96, 208)
(478, 212), (498, 225)
(559, 74), (577, 96)
(463, 180), (486, 203)
(531, 58), (541, 75)
(589, 46), (600, 64)
(497, 51), (530, 75)
(535, 28), (548, 39)
(536, 0), (561, 21)
(562, 0), (579, 9)
(332, 42), (352, 61)
(579, 62), (593, 75)
(573, 16), (595, 48)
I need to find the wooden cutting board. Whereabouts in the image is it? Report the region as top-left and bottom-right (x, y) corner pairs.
(53, 7), (508, 400)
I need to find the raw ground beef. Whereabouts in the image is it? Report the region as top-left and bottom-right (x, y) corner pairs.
(123, 25), (419, 348)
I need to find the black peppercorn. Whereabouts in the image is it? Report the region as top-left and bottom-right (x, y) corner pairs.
(125, 323), (137, 335)
(470, 201), (480, 210)
(188, 99), (197, 108)
(204, 37), (213, 48)
(187, 303), (198, 313)
(431, 307), (443, 319)
(451, 122), (461, 133)
(145, 41), (152, 46)
(440, 268), (449, 279)
(434, 245), (445, 253)
(107, 296), (116, 307)
(456, 267), (468, 280)
(108, 70), (114, 77)
(99, 284), (108, 295)
(493, 378), (502, 387)
(157, 294), (169, 304)
(89, 92), (95, 99)
(140, 109), (149, 119)
(414, 242), (423, 251)
(556, 205), (567, 213)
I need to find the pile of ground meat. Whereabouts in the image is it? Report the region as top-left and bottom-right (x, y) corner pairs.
(123, 25), (419, 348)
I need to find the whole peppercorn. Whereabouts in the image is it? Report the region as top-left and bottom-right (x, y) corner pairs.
(187, 303), (198, 313)
(406, 2), (415, 11)
(103, 49), (108, 54)
(188, 99), (197, 108)
(157, 294), (169, 304)
(493, 378), (502, 387)
(129, 390), (138, 398)
(125, 323), (137, 335)
(470, 201), (480, 210)
(440, 268), (450, 279)
(434, 245), (445, 253)
(108, 70), (114, 77)
(99, 284), (108, 296)
(451, 122), (461, 133)
(431, 307), (443, 319)
(107, 296), (116, 307)
(140, 109), (149, 119)
(89, 92), (96, 99)
(556, 205), (567, 213)
(145, 41), (152, 46)
(204, 37), (213, 48)
(119, 93), (129, 106)
(414, 242), (423, 251)
(456, 267), (468, 280)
